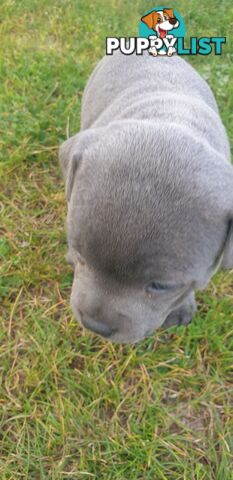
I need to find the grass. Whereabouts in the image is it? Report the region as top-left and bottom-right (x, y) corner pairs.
(0, 0), (233, 478)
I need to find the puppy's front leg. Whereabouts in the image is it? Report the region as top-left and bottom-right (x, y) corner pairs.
(220, 243), (233, 270)
(166, 35), (177, 56)
(220, 221), (233, 270)
(163, 292), (197, 328)
(167, 46), (176, 57)
(149, 46), (158, 56)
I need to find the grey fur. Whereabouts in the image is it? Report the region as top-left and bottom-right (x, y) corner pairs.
(59, 52), (233, 344)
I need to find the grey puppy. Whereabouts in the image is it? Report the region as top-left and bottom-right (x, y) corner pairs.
(59, 52), (233, 344)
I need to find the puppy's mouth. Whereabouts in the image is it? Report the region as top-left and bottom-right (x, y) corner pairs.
(158, 27), (167, 38)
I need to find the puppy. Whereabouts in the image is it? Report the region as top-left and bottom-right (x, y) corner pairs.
(141, 9), (180, 56)
(59, 52), (233, 344)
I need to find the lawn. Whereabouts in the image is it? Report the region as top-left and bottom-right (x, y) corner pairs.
(0, 1), (233, 479)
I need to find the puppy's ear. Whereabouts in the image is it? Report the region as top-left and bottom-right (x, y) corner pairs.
(59, 129), (101, 201)
(141, 11), (159, 30)
(163, 8), (175, 19)
(59, 133), (83, 201)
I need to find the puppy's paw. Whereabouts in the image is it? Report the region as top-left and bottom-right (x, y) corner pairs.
(149, 47), (158, 56)
(167, 47), (177, 57)
(163, 295), (197, 328)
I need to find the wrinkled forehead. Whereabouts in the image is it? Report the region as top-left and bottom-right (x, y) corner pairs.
(75, 225), (195, 287)
(70, 194), (205, 287)
(68, 129), (211, 286)
(77, 230), (146, 282)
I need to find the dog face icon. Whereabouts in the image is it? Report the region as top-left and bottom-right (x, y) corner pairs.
(141, 8), (180, 56)
(141, 8), (179, 39)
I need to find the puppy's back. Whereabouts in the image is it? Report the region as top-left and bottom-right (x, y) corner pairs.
(80, 52), (229, 160)
(81, 52), (218, 129)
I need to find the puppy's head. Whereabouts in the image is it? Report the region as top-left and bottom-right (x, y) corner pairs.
(141, 9), (179, 37)
(59, 122), (233, 344)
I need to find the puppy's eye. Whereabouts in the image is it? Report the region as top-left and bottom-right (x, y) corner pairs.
(146, 282), (169, 293)
(164, 14), (169, 20)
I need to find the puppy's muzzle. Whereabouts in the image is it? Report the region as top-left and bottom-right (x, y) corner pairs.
(79, 310), (116, 338)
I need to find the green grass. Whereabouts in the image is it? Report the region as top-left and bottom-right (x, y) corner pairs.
(0, 1), (233, 478)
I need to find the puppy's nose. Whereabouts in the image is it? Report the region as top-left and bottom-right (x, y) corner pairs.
(81, 315), (114, 338)
(169, 17), (177, 25)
